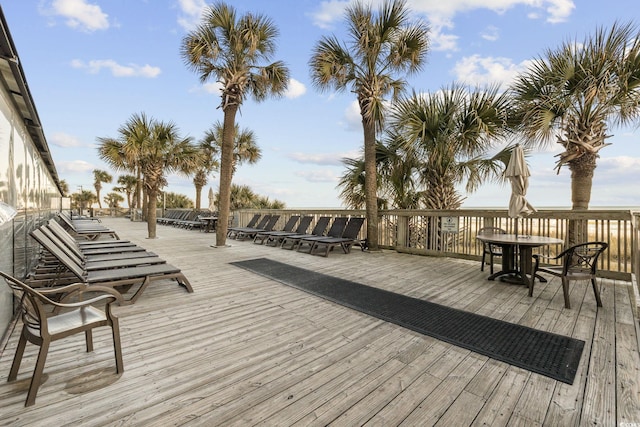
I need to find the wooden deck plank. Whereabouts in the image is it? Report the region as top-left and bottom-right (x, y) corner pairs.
(0, 217), (638, 426)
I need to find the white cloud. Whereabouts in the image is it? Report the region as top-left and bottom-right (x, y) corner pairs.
(48, 0), (110, 32)
(176, 0), (206, 31)
(309, 0), (575, 52)
(71, 59), (161, 78)
(294, 169), (341, 183)
(481, 25), (500, 41)
(49, 132), (87, 148)
(285, 78), (307, 99)
(288, 149), (360, 166)
(57, 160), (95, 173)
(452, 55), (532, 89)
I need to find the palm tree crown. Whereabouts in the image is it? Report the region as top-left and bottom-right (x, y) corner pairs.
(511, 21), (640, 210)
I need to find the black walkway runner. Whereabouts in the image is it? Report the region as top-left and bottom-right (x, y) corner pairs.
(231, 258), (584, 384)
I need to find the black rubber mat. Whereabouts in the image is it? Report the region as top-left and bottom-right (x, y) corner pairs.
(231, 258), (585, 384)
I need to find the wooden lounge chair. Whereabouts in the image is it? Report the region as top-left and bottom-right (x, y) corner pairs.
(280, 217), (331, 250)
(227, 214), (264, 239)
(1, 271), (124, 407)
(28, 230), (193, 304)
(253, 215), (300, 245)
(308, 217), (365, 256)
(261, 216), (313, 247)
(235, 215), (281, 241)
(532, 241), (608, 309)
(297, 217), (349, 253)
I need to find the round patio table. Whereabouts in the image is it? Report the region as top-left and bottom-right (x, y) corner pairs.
(476, 233), (564, 292)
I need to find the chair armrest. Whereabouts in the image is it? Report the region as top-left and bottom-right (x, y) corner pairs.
(52, 284), (124, 312)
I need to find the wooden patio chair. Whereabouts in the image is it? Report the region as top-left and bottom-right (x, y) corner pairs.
(532, 241), (608, 309)
(478, 227), (506, 275)
(1, 271), (124, 407)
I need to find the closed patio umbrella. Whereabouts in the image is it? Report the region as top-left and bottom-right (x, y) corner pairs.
(505, 144), (535, 236)
(208, 187), (215, 212)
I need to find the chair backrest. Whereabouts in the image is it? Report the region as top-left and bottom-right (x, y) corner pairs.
(326, 217), (348, 238)
(252, 215), (271, 230)
(244, 214), (262, 228)
(478, 227), (506, 235)
(294, 216), (313, 234)
(309, 217), (331, 236)
(341, 217), (365, 239)
(262, 215), (281, 231)
(1, 271), (52, 339)
(280, 216), (300, 232)
(561, 242), (608, 276)
(29, 229), (86, 280)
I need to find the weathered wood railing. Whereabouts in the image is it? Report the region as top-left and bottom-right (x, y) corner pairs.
(233, 208), (639, 281)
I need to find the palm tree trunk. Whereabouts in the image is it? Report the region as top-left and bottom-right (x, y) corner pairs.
(363, 118), (378, 251)
(568, 155), (596, 245)
(147, 187), (158, 238)
(195, 185), (203, 210)
(216, 104), (239, 247)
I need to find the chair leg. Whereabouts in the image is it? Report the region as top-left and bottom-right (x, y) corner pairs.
(8, 329), (28, 382)
(26, 341), (50, 406)
(85, 330), (94, 352)
(562, 277), (571, 309)
(480, 252), (486, 271)
(489, 254), (494, 275)
(111, 319), (124, 374)
(591, 278), (603, 307)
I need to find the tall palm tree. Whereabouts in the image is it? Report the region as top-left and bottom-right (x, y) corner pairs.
(309, 0), (429, 251)
(92, 169), (113, 209)
(98, 114), (201, 238)
(113, 174), (138, 209)
(58, 179), (69, 197)
(181, 2), (289, 247)
(511, 21), (640, 211)
(193, 136), (219, 210)
(193, 121), (261, 209)
(390, 85), (514, 210)
(97, 113), (153, 215)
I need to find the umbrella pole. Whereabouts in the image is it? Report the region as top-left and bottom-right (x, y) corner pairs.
(515, 218), (518, 238)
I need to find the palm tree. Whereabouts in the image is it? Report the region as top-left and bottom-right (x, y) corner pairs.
(193, 122), (261, 209)
(181, 2), (289, 247)
(58, 179), (69, 197)
(309, 0), (429, 251)
(113, 174), (138, 209)
(389, 85), (514, 210)
(511, 21), (640, 211)
(104, 192), (124, 208)
(192, 134), (219, 210)
(98, 114), (201, 238)
(92, 169), (113, 209)
(97, 113), (152, 215)
(72, 190), (96, 215)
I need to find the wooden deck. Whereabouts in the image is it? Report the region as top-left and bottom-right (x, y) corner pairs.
(1, 217), (639, 426)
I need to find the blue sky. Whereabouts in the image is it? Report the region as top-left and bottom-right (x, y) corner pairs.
(3, 0), (640, 209)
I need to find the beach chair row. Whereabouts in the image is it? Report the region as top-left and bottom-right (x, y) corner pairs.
(157, 209), (213, 230)
(26, 219), (193, 304)
(228, 214), (366, 256)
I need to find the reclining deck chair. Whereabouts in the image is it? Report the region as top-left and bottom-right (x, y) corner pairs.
(1, 271), (124, 407)
(57, 213), (119, 240)
(227, 214), (264, 239)
(253, 216), (300, 245)
(532, 241), (608, 309)
(46, 221), (147, 256)
(234, 215), (281, 241)
(308, 217), (365, 256)
(28, 230), (193, 304)
(297, 217), (349, 253)
(33, 228), (166, 272)
(261, 216), (313, 247)
(280, 217), (331, 250)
